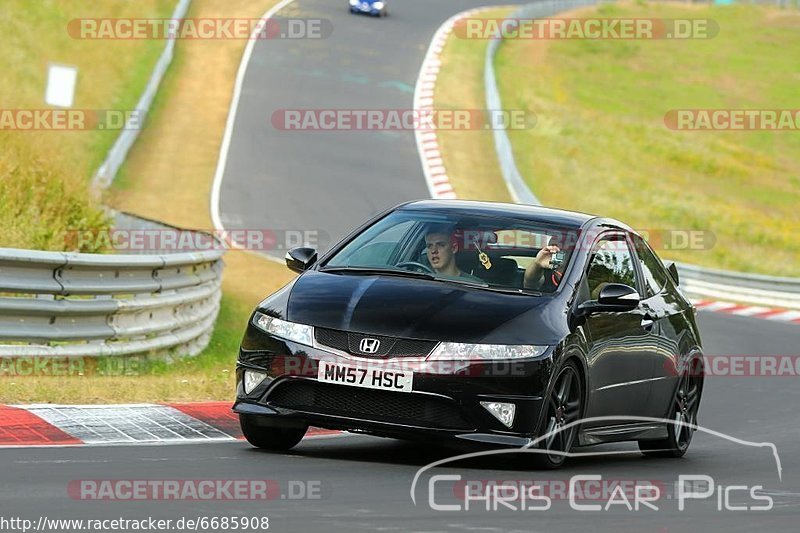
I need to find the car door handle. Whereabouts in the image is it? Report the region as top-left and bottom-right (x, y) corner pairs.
(641, 315), (655, 331)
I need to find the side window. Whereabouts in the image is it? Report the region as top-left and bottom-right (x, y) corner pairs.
(585, 236), (638, 300)
(632, 234), (669, 299)
(332, 220), (415, 266)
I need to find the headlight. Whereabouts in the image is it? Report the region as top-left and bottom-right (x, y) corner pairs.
(349, 0), (358, 5)
(373, 2), (384, 8)
(427, 342), (548, 360)
(253, 312), (314, 346)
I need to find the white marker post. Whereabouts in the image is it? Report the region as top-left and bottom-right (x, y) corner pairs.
(45, 64), (78, 107)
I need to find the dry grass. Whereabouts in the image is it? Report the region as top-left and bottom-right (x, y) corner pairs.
(109, 0), (276, 228)
(0, 374), (234, 405)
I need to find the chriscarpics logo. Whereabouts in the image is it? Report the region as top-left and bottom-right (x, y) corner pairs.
(411, 416), (782, 514)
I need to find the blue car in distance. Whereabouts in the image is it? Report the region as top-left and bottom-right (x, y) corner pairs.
(349, 0), (388, 17)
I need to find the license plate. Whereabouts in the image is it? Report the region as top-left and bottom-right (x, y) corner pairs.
(317, 361), (413, 392)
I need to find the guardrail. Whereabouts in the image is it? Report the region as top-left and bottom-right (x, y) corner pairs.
(92, 0), (192, 189)
(484, 0), (800, 309)
(676, 263), (800, 310)
(0, 216), (223, 358)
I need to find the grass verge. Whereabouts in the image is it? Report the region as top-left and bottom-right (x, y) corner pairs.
(1, 0), (294, 404)
(436, 2), (800, 276)
(0, 0), (175, 250)
(495, 2), (800, 276)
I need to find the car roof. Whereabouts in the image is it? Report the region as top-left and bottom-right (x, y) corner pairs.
(398, 199), (602, 229)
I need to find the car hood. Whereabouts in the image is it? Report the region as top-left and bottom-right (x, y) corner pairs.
(282, 270), (566, 344)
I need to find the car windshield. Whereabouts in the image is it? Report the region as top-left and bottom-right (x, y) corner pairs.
(321, 210), (578, 294)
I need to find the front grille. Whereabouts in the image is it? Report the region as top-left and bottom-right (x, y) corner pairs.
(314, 328), (437, 357)
(314, 327), (437, 358)
(267, 380), (471, 430)
(314, 328), (351, 352)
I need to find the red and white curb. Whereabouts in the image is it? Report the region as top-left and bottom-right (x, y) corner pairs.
(693, 300), (800, 324)
(0, 403), (339, 447)
(414, 7), (493, 200)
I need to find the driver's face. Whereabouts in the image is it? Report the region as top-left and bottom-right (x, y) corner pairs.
(425, 233), (455, 271)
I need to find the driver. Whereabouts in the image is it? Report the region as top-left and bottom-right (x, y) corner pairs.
(424, 224), (483, 282)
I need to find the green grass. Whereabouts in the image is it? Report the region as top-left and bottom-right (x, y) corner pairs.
(494, 3), (800, 275)
(0, 0), (175, 251)
(0, 143), (111, 251)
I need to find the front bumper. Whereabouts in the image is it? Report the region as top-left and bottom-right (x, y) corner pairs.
(234, 327), (554, 445)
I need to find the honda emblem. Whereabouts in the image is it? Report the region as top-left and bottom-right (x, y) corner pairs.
(359, 338), (381, 354)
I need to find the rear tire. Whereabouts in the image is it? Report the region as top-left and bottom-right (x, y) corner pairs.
(240, 415), (308, 451)
(639, 357), (703, 458)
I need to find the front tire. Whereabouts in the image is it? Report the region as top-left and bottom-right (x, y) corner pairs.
(530, 360), (583, 469)
(639, 357), (703, 458)
(240, 415), (308, 451)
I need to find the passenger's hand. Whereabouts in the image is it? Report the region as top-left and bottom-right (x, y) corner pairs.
(535, 245), (561, 269)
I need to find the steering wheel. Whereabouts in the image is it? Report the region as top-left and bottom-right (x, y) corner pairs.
(395, 261), (435, 275)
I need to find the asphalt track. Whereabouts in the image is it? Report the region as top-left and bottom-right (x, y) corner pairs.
(2, 2), (797, 532)
(3, 312), (800, 532)
(216, 0), (520, 256)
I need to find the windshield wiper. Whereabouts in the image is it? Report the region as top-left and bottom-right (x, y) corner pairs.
(319, 266), (436, 280)
(483, 286), (544, 296)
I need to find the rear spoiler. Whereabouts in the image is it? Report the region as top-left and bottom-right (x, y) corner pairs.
(665, 261), (680, 286)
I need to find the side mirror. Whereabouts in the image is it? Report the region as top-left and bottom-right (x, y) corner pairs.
(285, 247), (317, 273)
(666, 262), (680, 285)
(597, 283), (640, 307)
(576, 283), (640, 317)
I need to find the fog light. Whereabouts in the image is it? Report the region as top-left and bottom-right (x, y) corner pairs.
(480, 401), (516, 428)
(243, 370), (267, 394)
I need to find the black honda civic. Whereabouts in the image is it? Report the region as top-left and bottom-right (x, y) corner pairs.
(233, 200), (704, 468)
